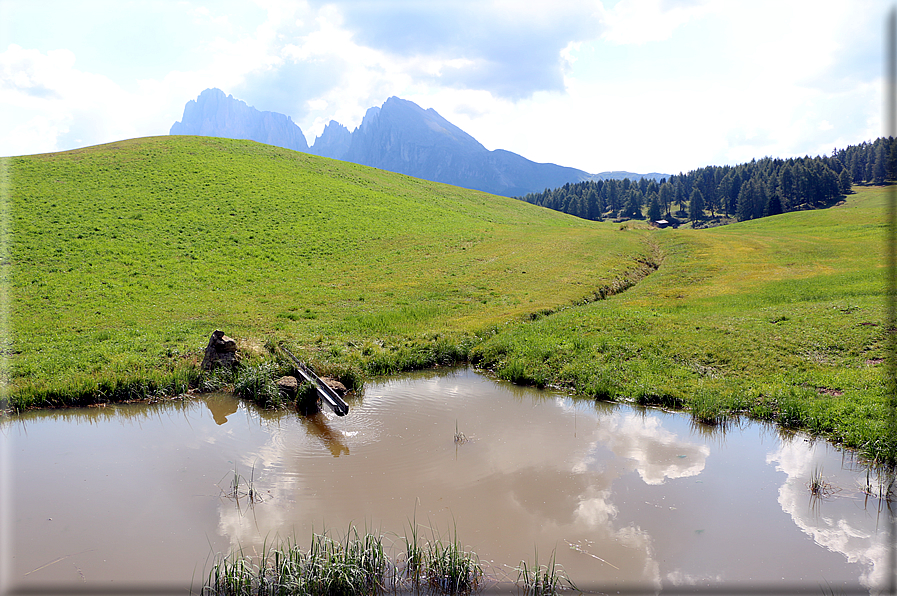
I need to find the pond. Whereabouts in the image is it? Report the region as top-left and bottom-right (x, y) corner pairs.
(1, 367), (893, 594)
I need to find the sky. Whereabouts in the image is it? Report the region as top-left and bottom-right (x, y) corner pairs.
(0, 0), (890, 174)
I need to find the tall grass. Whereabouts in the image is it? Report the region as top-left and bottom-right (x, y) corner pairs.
(233, 361), (282, 408)
(417, 524), (482, 594)
(204, 522), (491, 596)
(515, 550), (576, 596)
(205, 528), (388, 596)
(8, 362), (204, 413)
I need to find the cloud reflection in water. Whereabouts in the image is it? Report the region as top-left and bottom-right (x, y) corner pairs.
(767, 440), (892, 590)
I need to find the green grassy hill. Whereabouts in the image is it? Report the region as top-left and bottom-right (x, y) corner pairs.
(3, 136), (892, 461)
(4, 136), (648, 405)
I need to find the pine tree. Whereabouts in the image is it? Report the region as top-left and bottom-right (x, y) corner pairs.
(839, 168), (852, 194)
(737, 178), (755, 221)
(764, 191), (783, 216)
(875, 140), (888, 185)
(659, 182), (674, 217)
(688, 188), (705, 221)
(727, 170), (742, 216)
(850, 151), (862, 184)
(754, 178), (768, 219)
(607, 182), (619, 213)
(623, 188), (643, 218)
(586, 188), (600, 220)
(717, 176), (731, 217)
(889, 137), (897, 181)
(647, 192), (662, 221)
(778, 164), (795, 210)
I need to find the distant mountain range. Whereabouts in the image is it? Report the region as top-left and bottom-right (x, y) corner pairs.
(170, 89), (667, 197)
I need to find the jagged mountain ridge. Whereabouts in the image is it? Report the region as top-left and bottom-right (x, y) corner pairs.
(171, 89), (665, 196)
(330, 97), (594, 197)
(170, 89), (309, 152)
(310, 120), (351, 160)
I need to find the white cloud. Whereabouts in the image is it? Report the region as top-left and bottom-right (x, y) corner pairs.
(599, 0), (716, 45)
(0, 114), (63, 157)
(0, 44), (130, 155)
(0, 0), (889, 172)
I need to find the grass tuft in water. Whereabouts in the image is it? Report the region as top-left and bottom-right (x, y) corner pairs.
(419, 524), (482, 594)
(205, 526), (388, 596)
(402, 509), (424, 584)
(807, 466), (837, 498)
(217, 464), (263, 504)
(515, 549), (576, 596)
(689, 389), (729, 428)
(203, 520), (492, 596)
(295, 380), (320, 415)
(858, 465), (896, 503)
(234, 361), (282, 409)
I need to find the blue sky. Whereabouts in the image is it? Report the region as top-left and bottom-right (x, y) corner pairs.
(0, 0), (889, 174)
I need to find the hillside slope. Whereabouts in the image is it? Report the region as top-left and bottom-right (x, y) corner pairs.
(472, 186), (890, 460)
(6, 135), (647, 400)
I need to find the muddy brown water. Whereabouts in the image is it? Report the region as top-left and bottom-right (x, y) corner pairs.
(1, 367), (893, 593)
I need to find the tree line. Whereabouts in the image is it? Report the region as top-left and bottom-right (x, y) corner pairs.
(516, 137), (896, 224)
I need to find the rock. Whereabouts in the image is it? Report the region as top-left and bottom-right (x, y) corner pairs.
(201, 329), (239, 370)
(276, 376), (299, 399)
(322, 377), (348, 396)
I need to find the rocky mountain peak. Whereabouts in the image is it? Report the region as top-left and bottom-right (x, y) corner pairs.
(170, 88), (309, 152)
(310, 120), (352, 160)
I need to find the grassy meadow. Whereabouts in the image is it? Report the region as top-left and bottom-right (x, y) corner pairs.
(473, 186), (892, 461)
(3, 136), (648, 406)
(2, 136), (893, 461)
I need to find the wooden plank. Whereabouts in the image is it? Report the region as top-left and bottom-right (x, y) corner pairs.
(278, 345), (350, 416)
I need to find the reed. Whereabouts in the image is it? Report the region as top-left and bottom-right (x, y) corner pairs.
(203, 521), (496, 595)
(217, 464), (262, 504)
(419, 524), (482, 594)
(515, 549), (575, 596)
(205, 527), (388, 596)
(402, 511), (424, 584)
(807, 466), (836, 498)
